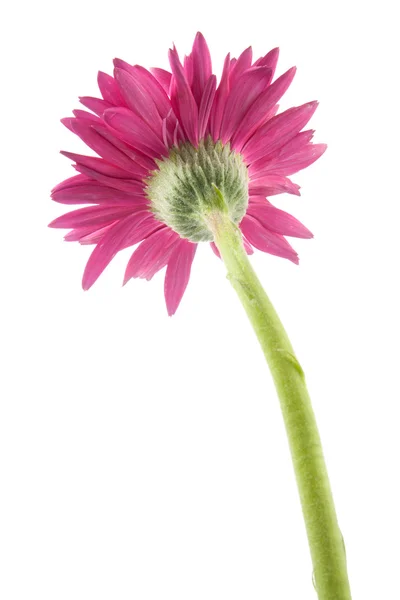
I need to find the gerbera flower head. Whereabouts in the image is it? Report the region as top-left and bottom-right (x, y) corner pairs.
(50, 32), (326, 315)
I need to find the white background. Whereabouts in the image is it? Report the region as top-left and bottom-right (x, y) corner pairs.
(1, 0), (399, 598)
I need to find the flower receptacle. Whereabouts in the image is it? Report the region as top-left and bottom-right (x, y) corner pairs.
(146, 137), (249, 242)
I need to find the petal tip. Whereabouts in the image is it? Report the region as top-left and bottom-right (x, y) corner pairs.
(166, 304), (176, 317)
(61, 117), (75, 131)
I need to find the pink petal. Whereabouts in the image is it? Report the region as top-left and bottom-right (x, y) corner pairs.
(161, 116), (171, 147)
(61, 151), (134, 179)
(103, 107), (166, 158)
(247, 130), (315, 176)
(121, 214), (163, 249)
(243, 101), (318, 164)
(210, 242), (220, 257)
(78, 214), (161, 249)
(150, 67), (172, 94)
(114, 68), (163, 134)
(112, 58), (136, 76)
(130, 65), (172, 118)
(113, 58), (173, 119)
(256, 129), (315, 166)
(190, 32), (212, 105)
(278, 129), (316, 154)
(229, 47), (253, 86)
(51, 181), (145, 205)
(61, 117), (75, 132)
(210, 53), (230, 141)
(72, 109), (101, 123)
(164, 239), (197, 315)
(97, 71), (126, 106)
(78, 224), (117, 245)
(183, 54), (193, 86)
(82, 212), (153, 290)
(92, 123), (156, 173)
(69, 118), (149, 177)
(220, 66), (273, 144)
(160, 110), (184, 148)
(72, 163), (146, 195)
(240, 215), (299, 263)
(51, 174), (91, 194)
(247, 199), (313, 238)
(249, 175), (301, 197)
(124, 227), (179, 283)
(259, 142), (327, 177)
(64, 223), (115, 244)
(49, 205), (144, 229)
(79, 96), (113, 116)
(198, 75), (216, 139)
(168, 46), (199, 146)
(232, 67), (296, 150)
(254, 48), (279, 77)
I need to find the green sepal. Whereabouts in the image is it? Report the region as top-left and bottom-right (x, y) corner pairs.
(145, 137), (249, 242)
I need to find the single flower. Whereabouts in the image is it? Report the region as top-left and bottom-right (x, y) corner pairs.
(50, 32), (326, 315)
(50, 34), (353, 600)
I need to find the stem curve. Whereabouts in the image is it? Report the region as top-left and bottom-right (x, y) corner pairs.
(208, 211), (352, 600)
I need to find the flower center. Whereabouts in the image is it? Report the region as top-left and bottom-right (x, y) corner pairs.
(146, 137), (249, 242)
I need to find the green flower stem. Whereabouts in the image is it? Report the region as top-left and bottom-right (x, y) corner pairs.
(208, 210), (352, 600)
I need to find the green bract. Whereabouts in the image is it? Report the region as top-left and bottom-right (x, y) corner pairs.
(146, 137), (249, 242)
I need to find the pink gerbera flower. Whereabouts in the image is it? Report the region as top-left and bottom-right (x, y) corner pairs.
(50, 32), (326, 315)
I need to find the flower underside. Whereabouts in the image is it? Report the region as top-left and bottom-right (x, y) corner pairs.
(147, 137), (248, 242)
(50, 32), (326, 315)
